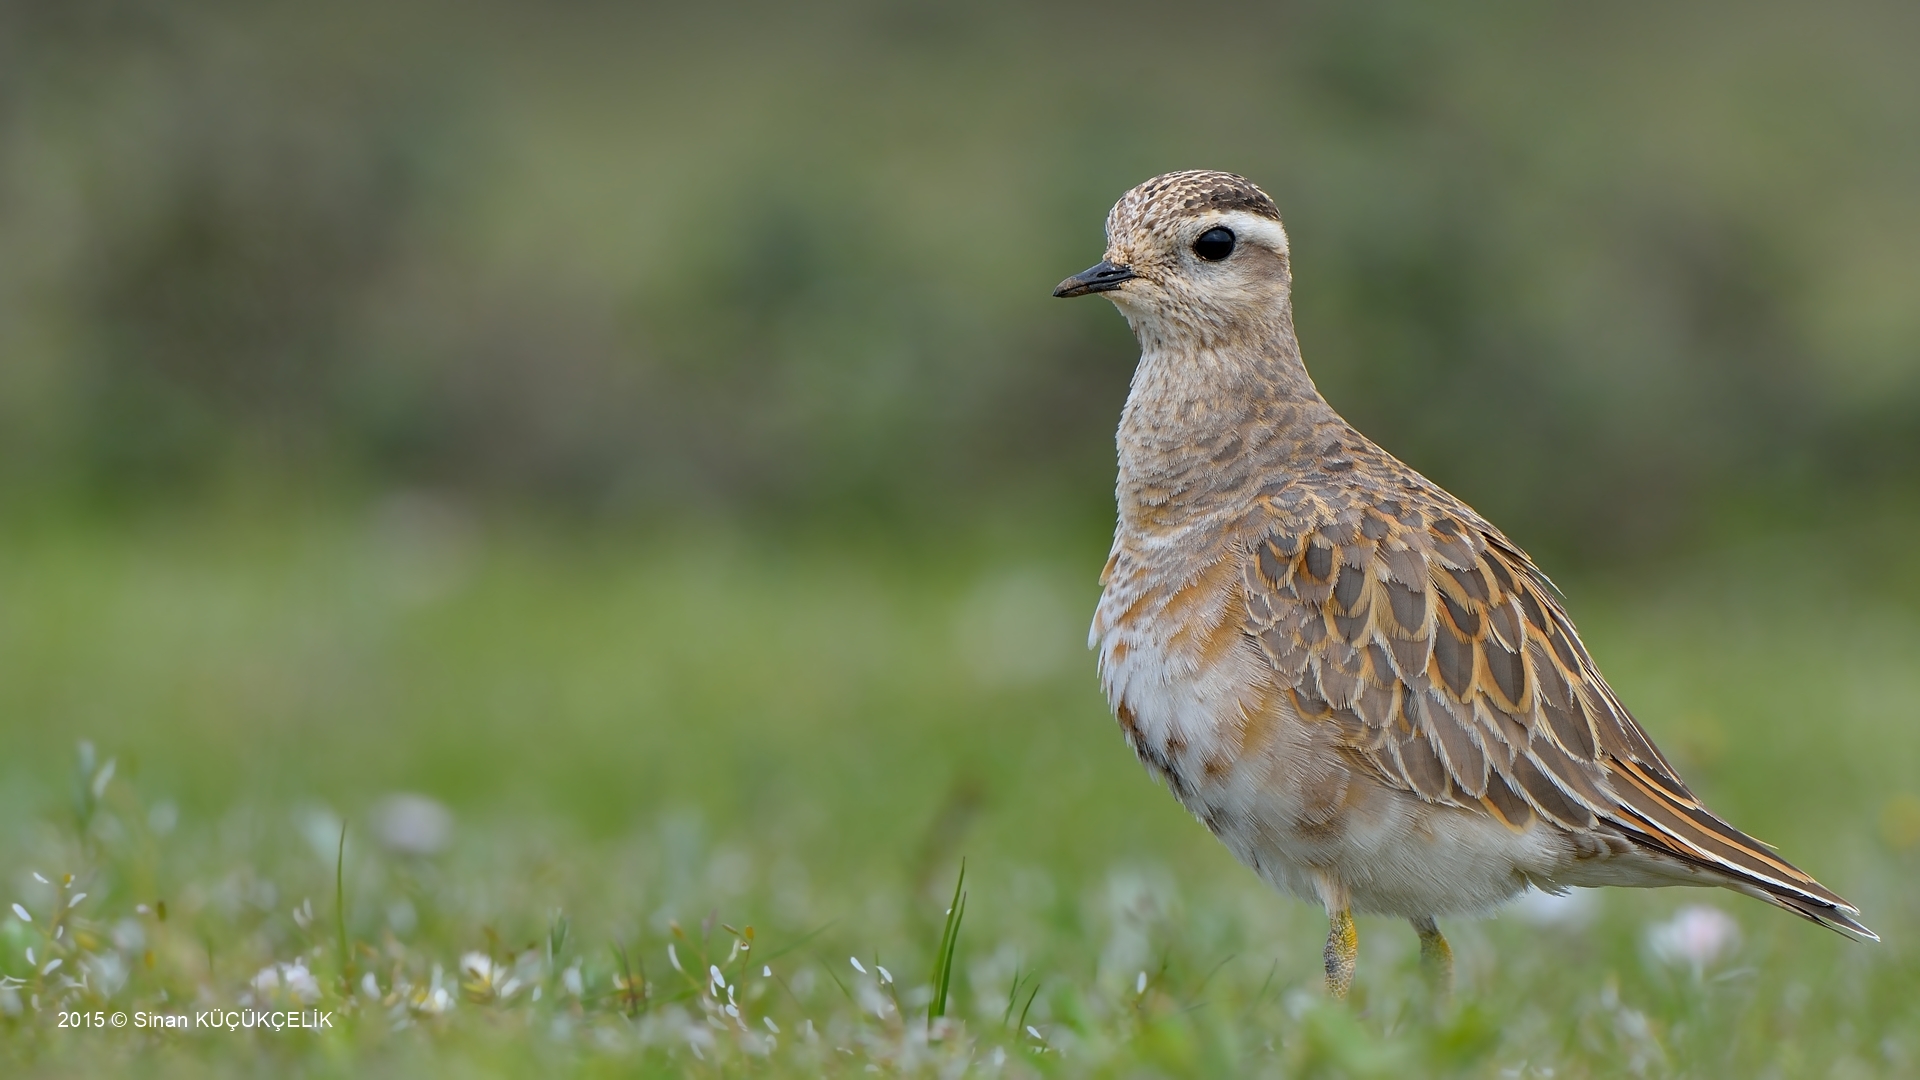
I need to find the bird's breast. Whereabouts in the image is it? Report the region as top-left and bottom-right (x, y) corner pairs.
(1092, 540), (1336, 836)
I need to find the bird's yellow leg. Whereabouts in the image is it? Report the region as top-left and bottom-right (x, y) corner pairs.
(1324, 909), (1357, 998)
(1413, 915), (1453, 993)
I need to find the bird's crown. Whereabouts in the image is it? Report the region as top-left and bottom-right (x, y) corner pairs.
(1105, 169), (1281, 240)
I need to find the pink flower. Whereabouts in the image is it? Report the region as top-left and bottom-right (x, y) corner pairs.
(1648, 906), (1740, 972)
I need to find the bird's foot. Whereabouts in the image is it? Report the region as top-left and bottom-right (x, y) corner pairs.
(1413, 915), (1453, 994)
(1324, 909), (1357, 998)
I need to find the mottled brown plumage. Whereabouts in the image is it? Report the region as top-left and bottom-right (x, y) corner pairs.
(1235, 429), (1864, 928)
(1059, 169), (1874, 996)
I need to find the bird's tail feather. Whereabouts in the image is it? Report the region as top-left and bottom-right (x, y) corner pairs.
(1734, 882), (1879, 943)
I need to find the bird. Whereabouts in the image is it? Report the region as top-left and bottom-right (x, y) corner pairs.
(1054, 169), (1875, 998)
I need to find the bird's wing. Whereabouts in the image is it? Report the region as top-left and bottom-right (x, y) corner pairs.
(1239, 482), (1873, 939)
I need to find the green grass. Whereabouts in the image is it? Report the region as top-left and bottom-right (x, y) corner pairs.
(2, 501), (1918, 1076)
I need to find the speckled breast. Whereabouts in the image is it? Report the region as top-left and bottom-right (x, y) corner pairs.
(1093, 537), (1318, 814)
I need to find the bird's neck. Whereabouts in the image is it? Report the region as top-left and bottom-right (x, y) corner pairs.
(1114, 305), (1339, 532)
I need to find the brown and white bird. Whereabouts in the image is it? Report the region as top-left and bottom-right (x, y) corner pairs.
(1056, 170), (1874, 997)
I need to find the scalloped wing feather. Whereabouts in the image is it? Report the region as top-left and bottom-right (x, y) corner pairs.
(1240, 482), (1874, 940)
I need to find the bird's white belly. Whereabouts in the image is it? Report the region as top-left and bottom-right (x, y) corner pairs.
(1094, 580), (1566, 918)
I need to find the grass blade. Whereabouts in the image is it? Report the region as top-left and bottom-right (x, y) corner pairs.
(928, 857), (966, 1030)
(335, 822), (352, 989)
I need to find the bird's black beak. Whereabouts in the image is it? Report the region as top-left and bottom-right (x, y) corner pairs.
(1053, 260), (1136, 298)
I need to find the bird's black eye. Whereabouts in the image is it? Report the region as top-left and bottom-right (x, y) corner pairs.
(1192, 227), (1235, 262)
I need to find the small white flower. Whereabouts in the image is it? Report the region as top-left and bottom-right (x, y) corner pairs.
(1648, 905), (1741, 972)
(361, 972), (382, 999)
(31, 874), (48, 885)
(68, 893), (86, 909)
(762, 965), (771, 978)
(709, 964), (726, 993)
(849, 956), (866, 974)
(282, 961), (321, 1002)
(1026, 1024), (1044, 1041)
(10, 904), (28, 923)
(876, 965), (893, 984)
(460, 953), (523, 1000)
(414, 985), (454, 1015)
(252, 965), (282, 994)
(460, 952), (495, 981)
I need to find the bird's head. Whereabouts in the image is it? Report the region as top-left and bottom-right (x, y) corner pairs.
(1054, 170), (1293, 348)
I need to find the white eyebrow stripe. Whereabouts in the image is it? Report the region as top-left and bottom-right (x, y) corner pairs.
(1205, 210), (1290, 255)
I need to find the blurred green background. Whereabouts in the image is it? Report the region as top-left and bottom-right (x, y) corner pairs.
(3, 1), (1920, 1073)
(5, 0), (1919, 547)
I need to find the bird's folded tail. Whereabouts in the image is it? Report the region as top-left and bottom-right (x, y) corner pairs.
(1605, 757), (1878, 943)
